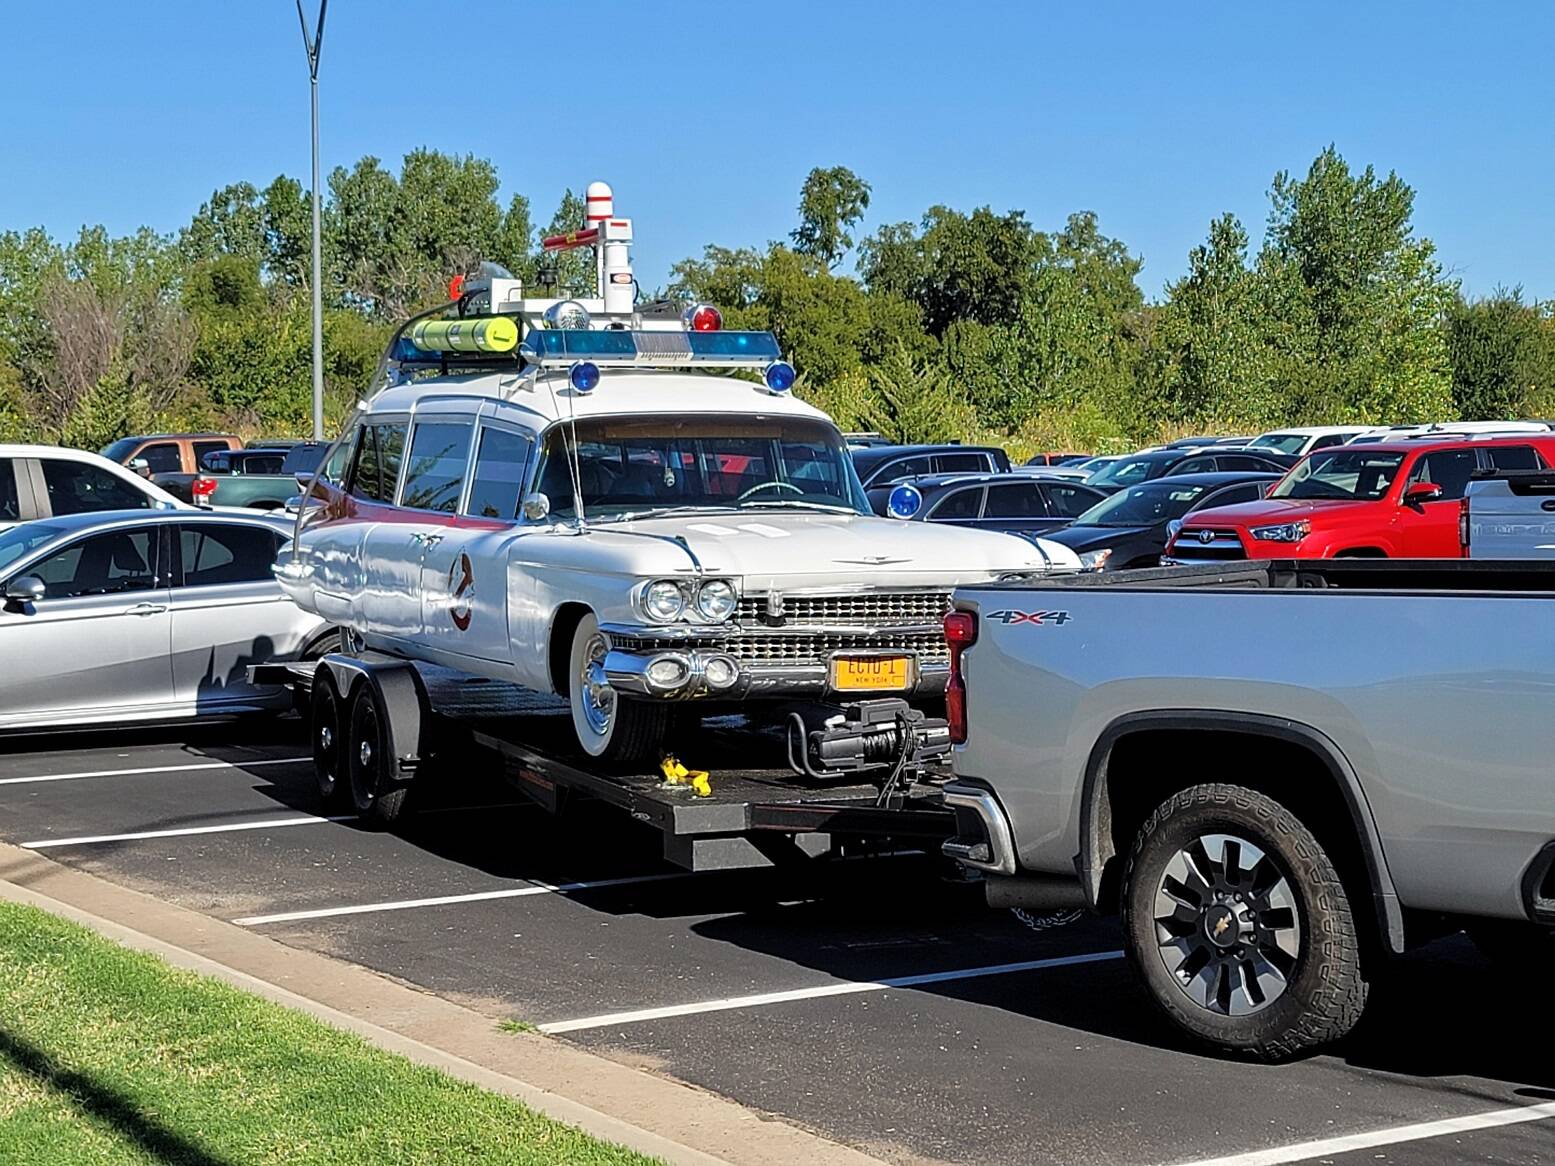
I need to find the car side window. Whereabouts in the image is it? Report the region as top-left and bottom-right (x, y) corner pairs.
(1044, 483), (1101, 518)
(927, 487), (984, 521)
(40, 460), (152, 516)
(238, 454), (285, 475)
(193, 440), (230, 467)
(1408, 449), (1479, 500)
(400, 421), (473, 513)
(179, 524), (281, 587)
(983, 483), (1045, 519)
(1310, 434), (1345, 451)
(934, 453), (989, 474)
(1196, 483), (1264, 510)
(349, 423), (407, 503)
(138, 443), (182, 474)
(1170, 456), (1217, 476)
(29, 528), (159, 599)
(465, 426), (534, 519)
(875, 455), (932, 485)
(0, 458), (17, 522)
(1485, 444), (1543, 471)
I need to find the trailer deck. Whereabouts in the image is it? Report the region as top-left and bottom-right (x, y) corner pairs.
(253, 658), (956, 871)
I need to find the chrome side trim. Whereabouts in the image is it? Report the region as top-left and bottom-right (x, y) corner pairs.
(941, 783), (1017, 875)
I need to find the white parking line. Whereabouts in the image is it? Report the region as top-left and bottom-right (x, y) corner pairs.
(233, 871), (697, 926)
(22, 814), (355, 850)
(0, 756), (308, 786)
(539, 949), (1125, 1034)
(1170, 1099), (1555, 1166)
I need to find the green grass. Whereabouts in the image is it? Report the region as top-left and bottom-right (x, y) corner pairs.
(0, 903), (661, 1165)
(497, 1019), (540, 1036)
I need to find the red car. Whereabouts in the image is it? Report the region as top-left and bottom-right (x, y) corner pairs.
(1165, 435), (1555, 561)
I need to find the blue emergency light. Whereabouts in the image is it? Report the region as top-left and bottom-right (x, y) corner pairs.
(518, 329), (783, 370)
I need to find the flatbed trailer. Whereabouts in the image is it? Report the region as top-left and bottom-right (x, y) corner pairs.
(252, 653), (956, 871)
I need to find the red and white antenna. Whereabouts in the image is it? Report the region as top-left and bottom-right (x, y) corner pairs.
(538, 181), (633, 315)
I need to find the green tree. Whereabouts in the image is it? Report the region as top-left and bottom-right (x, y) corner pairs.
(863, 344), (974, 444)
(1446, 289), (1555, 420)
(791, 166), (871, 268)
(1256, 146), (1457, 422)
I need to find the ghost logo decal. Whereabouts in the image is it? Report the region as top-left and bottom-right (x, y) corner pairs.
(448, 552), (474, 631)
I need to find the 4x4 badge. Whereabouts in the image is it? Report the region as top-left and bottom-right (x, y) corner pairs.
(985, 610), (1072, 626)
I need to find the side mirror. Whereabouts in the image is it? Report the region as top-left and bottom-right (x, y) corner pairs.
(4, 575), (46, 604)
(1404, 482), (1443, 507)
(521, 492), (551, 521)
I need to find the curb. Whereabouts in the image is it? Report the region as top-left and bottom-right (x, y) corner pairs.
(0, 842), (888, 1166)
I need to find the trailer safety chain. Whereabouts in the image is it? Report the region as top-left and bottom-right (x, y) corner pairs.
(1010, 907), (1084, 932)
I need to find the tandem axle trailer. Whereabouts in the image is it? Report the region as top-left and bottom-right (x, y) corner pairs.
(252, 652), (956, 872)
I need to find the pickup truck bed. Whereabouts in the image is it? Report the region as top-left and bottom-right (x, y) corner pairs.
(945, 560), (1555, 1058)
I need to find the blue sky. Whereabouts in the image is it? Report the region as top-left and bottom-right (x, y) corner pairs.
(6, 2), (1551, 300)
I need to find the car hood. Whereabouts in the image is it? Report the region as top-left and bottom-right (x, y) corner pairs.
(591, 511), (1080, 590)
(1044, 523), (1156, 552)
(1179, 497), (1367, 527)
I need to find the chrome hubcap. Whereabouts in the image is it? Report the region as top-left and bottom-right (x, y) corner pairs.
(358, 740), (373, 767)
(319, 724), (334, 751)
(579, 634), (614, 736)
(1152, 833), (1301, 1016)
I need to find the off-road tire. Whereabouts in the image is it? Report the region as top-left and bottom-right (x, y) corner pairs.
(1121, 782), (1368, 1061)
(566, 612), (669, 766)
(346, 681), (410, 827)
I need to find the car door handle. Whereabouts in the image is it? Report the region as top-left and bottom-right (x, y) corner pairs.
(126, 602), (168, 617)
(410, 532), (445, 547)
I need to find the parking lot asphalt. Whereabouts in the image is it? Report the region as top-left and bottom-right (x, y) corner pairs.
(0, 719), (1551, 1166)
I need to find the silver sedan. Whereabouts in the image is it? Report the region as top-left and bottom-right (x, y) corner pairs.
(0, 510), (336, 732)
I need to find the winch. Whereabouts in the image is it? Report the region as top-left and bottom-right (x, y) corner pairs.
(785, 699), (951, 803)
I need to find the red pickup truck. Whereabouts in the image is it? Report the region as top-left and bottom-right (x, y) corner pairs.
(1166, 435), (1555, 561)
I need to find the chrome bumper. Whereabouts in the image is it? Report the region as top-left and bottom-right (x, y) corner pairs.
(941, 782), (1017, 875)
(601, 639), (949, 700)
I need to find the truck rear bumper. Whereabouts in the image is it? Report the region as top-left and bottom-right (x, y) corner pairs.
(941, 782), (1017, 875)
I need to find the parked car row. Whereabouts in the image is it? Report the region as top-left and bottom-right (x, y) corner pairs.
(853, 421), (1555, 567)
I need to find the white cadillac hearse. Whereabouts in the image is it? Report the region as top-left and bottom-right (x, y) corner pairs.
(279, 184), (1078, 762)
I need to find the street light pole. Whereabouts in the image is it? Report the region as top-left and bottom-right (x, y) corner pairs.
(296, 0), (328, 441)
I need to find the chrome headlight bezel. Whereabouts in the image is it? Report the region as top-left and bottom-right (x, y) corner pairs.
(1249, 520), (1312, 543)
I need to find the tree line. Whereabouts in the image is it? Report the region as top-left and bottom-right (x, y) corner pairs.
(1, 146), (1551, 457)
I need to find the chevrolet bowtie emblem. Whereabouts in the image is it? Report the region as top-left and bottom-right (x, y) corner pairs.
(1213, 915), (1231, 937)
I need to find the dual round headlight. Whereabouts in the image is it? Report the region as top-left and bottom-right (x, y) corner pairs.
(639, 578), (739, 623)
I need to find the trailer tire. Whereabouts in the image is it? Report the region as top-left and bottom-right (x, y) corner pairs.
(347, 681), (410, 827)
(567, 612), (668, 765)
(310, 673), (348, 806)
(1121, 782), (1368, 1061)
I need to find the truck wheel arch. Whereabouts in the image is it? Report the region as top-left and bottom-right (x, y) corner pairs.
(1078, 710), (1405, 953)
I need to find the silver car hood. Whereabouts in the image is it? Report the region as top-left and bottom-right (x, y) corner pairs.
(593, 510), (1079, 592)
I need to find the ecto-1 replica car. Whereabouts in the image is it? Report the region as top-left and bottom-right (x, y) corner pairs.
(279, 183), (1079, 762)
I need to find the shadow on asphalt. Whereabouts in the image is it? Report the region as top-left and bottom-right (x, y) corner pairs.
(0, 714), (307, 759)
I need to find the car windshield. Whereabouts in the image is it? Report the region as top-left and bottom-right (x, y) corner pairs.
(1269, 450), (1406, 501)
(1249, 433), (1307, 454)
(1086, 456), (1160, 488)
(1074, 482), (1211, 527)
(99, 438), (140, 464)
(534, 415), (871, 521)
(0, 522), (69, 577)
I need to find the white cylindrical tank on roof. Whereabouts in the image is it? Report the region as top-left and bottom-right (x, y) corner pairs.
(586, 181), (613, 224)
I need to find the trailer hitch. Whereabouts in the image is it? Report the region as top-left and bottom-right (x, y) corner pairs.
(785, 699), (951, 803)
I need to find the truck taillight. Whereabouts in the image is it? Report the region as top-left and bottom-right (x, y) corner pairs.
(1459, 496), (1470, 555)
(191, 476), (217, 505)
(944, 610), (977, 745)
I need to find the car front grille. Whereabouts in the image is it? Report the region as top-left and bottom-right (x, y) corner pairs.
(735, 590), (951, 629)
(1169, 529), (1248, 561)
(722, 629), (950, 666)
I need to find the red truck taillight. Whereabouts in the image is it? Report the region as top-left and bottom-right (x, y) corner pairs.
(190, 476), (217, 506)
(944, 610), (977, 745)
(1459, 496), (1471, 556)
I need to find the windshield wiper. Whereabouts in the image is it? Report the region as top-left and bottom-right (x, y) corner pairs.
(738, 499), (857, 513)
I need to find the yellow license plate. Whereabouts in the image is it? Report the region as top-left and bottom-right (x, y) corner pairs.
(831, 655), (912, 692)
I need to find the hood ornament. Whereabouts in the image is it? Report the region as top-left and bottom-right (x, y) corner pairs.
(833, 555), (912, 566)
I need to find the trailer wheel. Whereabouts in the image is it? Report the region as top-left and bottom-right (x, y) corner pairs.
(347, 681), (410, 827)
(309, 673), (347, 806)
(567, 612), (668, 764)
(1121, 783), (1368, 1061)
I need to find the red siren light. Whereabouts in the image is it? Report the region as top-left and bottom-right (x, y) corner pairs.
(448, 274), (466, 300)
(684, 303), (723, 332)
